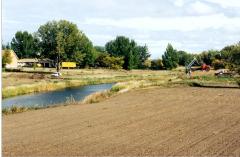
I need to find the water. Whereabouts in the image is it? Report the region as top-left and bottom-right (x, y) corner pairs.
(2, 83), (114, 108)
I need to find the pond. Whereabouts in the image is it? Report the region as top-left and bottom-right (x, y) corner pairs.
(2, 83), (114, 108)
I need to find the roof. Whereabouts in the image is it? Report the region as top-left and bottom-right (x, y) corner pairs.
(2, 50), (19, 60)
(38, 58), (54, 63)
(18, 58), (38, 63)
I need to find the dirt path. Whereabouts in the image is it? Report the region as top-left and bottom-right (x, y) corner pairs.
(3, 87), (240, 156)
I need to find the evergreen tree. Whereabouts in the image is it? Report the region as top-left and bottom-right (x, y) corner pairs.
(105, 36), (150, 70)
(162, 44), (179, 70)
(11, 31), (38, 58)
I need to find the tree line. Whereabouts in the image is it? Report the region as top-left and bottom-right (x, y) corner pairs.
(159, 43), (240, 73)
(2, 19), (240, 72)
(2, 20), (150, 70)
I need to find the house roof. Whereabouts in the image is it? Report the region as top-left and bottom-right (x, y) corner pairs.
(18, 58), (38, 63)
(38, 58), (54, 63)
(2, 50), (19, 60)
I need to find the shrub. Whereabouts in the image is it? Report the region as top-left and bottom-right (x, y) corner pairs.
(110, 85), (125, 92)
(2, 49), (12, 68)
(151, 59), (164, 70)
(143, 59), (151, 69)
(2, 108), (10, 114)
(5, 68), (23, 72)
(212, 59), (225, 70)
(95, 53), (124, 70)
(236, 79), (240, 87)
(10, 106), (18, 113)
(237, 67), (240, 74)
(82, 91), (112, 104)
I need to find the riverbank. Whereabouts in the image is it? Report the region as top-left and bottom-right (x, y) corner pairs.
(2, 69), (240, 115)
(3, 78), (116, 99)
(2, 69), (177, 98)
(2, 79), (180, 114)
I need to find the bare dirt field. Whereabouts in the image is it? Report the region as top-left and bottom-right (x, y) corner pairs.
(3, 87), (240, 156)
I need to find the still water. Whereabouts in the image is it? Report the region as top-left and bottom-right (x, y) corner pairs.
(2, 83), (114, 108)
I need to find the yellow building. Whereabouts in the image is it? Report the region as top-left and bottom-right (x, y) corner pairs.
(2, 50), (19, 68)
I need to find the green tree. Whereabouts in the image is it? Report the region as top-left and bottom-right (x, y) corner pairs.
(105, 36), (133, 70)
(221, 45), (235, 61)
(162, 44), (179, 70)
(135, 45), (151, 68)
(220, 42), (240, 73)
(105, 36), (149, 70)
(37, 20), (95, 67)
(11, 31), (38, 58)
(230, 44), (240, 72)
(177, 50), (194, 66)
(2, 50), (12, 68)
(198, 50), (219, 65)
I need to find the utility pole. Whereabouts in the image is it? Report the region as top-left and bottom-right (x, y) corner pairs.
(57, 51), (60, 72)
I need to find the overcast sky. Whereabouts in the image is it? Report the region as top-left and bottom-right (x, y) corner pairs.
(2, 0), (240, 58)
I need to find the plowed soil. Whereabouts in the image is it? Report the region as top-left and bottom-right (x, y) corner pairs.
(3, 87), (240, 156)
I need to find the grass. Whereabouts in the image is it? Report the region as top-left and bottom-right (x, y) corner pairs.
(2, 79), (110, 98)
(65, 95), (77, 105)
(82, 91), (113, 104)
(181, 75), (240, 88)
(2, 95), (80, 115)
(2, 94), (82, 115)
(2, 106), (33, 115)
(3, 69), (239, 115)
(2, 79), (174, 115)
(2, 70), (174, 98)
(81, 79), (179, 104)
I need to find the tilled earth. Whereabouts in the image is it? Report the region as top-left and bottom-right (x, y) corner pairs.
(3, 87), (240, 156)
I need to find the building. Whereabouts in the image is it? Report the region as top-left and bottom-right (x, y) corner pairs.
(18, 58), (39, 67)
(18, 58), (55, 68)
(38, 58), (55, 68)
(2, 49), (55, 68)
(2, 50), (19, 68)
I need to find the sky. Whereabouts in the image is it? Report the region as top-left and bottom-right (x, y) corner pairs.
(2, 0), (240, 58)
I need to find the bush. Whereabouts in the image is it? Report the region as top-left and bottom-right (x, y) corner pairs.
(236, 79), (240, 86)
(110, 85), (125, 92)
(5, 68), (23, 72)
(2, 50), (12, 68)
(10, 106), (18, 113)
(2, 108), (10, 114)
(212, 59), (225, 70)
(95, 53), (124, 70)
(151, 59), (164, 70)
(143, 59), (151, 69)
(236, 67), (240, 74)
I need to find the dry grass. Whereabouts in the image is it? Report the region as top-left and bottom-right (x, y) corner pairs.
(2, 106), (29, 115)
(81, 78), (181, 105)
(2, 69), (176, 98)
(82, 90), (113, 104)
